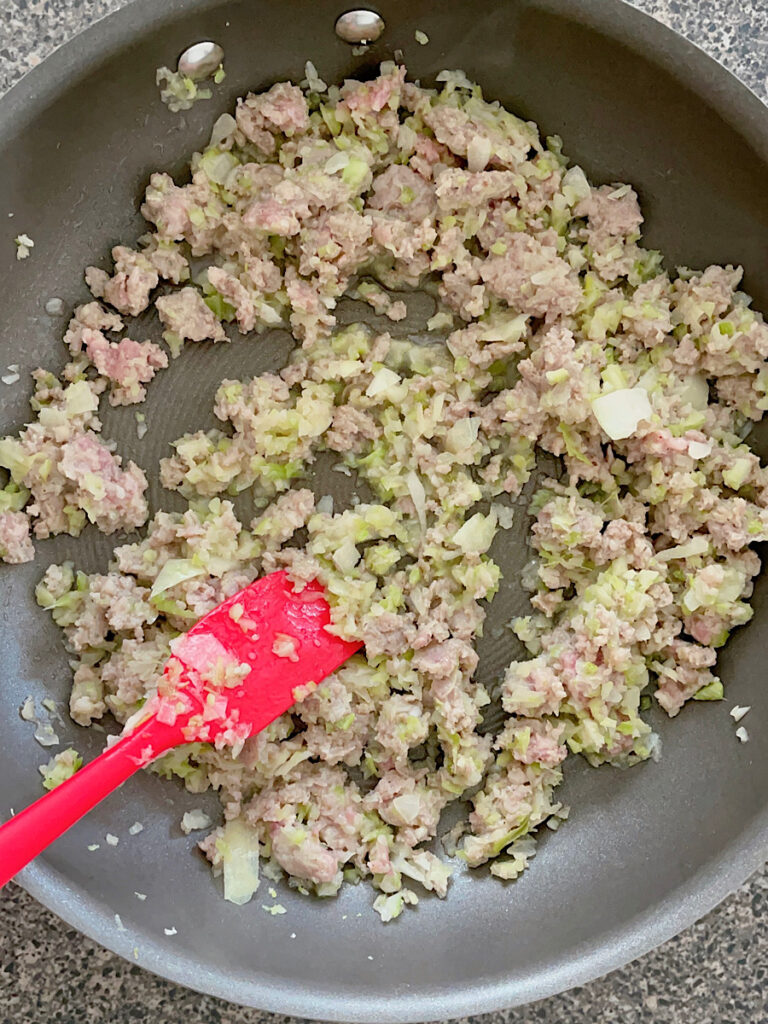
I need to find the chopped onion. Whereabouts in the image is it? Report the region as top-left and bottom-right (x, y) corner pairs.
(150, 558), (206, 598)
(304, 60), (327, 92)
(453, 510), (497, 553)
(406, 471), (427, 529)
(562, 165), (591, 205)
(33, 721), (59, 747)
(316, 494), (334, 515)
(647, 733), (662, 763)
(681, 373), (709, 410)
(181, 809), (213, 834)
(373, 889), (418, 922)
(426, 310), (454, 332)
(209, 112), (236, 148)
(14, 233), (34, 260)
(655, 536), (710, 562)
(220, 819), (261, 905)
(530, 268), (558, 285)
(272, 632), (299, 662)
(444, 417), (480, 454)
(366, 367), (401, 397)
(467, 136), (492, 172)
(324, 151), (350, 174)
(391, 794), (422, 824)
(332, 537), (361, 572)
(687, 439), (712, 459)
(435, 69), (474, 91)
(491, 502), (515, 530)
(591, 387), (652, 440)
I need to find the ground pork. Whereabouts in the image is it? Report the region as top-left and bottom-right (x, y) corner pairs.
(236, 82), (309, 154)
(85, 246), (160, 317)
(434, 168), (518, 209)
(156, 287), (227, 343)
(64, 302), (124, 354)
(206, 266), (259, 333)
(368, 165), (437, 223)
(480, 232), (581, 320)
(58, 434), (148, 533)
(325, 406), (379, 453)
(81, 328), (168, 405)
(0, 510), (34, 563)
(11, 64), (767, 921)
(575, 185), (643, 241)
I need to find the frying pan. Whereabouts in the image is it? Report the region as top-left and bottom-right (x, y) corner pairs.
(2, 0), (768, 1019)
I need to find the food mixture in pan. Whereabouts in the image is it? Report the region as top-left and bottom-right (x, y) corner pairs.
(3, 63), (767, 918)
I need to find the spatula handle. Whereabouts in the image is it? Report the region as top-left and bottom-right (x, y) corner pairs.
(0, 717), (178, 887)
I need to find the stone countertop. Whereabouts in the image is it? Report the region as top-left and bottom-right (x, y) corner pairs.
(0, 0), (767, 1021)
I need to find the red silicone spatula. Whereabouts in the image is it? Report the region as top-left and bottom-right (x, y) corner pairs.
(0, 570), (361, 886)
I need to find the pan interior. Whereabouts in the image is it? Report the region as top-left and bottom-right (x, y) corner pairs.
(2, 0), (768, 1019)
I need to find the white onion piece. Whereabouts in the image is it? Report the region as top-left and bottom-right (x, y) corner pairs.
(406, 471), (427, 530)
(221, 819), (261, 905)
(467, 136), (492, 172)
(181, 809), (213, 834)
(687, 440), (712, 459)
(562, 165), (591, 205)
(366, 367), (401, 397)
(655, 535), (710, 562)
(681, 373), (709, 410)
(324, 151), (350, 174)
(592, 387), (652, 440)
(208, 113), (236, 147)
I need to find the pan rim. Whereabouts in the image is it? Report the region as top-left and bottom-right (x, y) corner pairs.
(4, 0), (768, 1018)
(16, 816), (768, 1020)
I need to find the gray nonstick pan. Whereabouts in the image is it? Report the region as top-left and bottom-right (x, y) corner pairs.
(2, 0), (768, 1020)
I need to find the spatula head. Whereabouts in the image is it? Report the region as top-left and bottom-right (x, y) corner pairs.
(145, 570), (362, 750)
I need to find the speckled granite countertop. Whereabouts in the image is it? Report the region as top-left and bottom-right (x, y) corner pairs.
(1, 0), (767, 1021)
